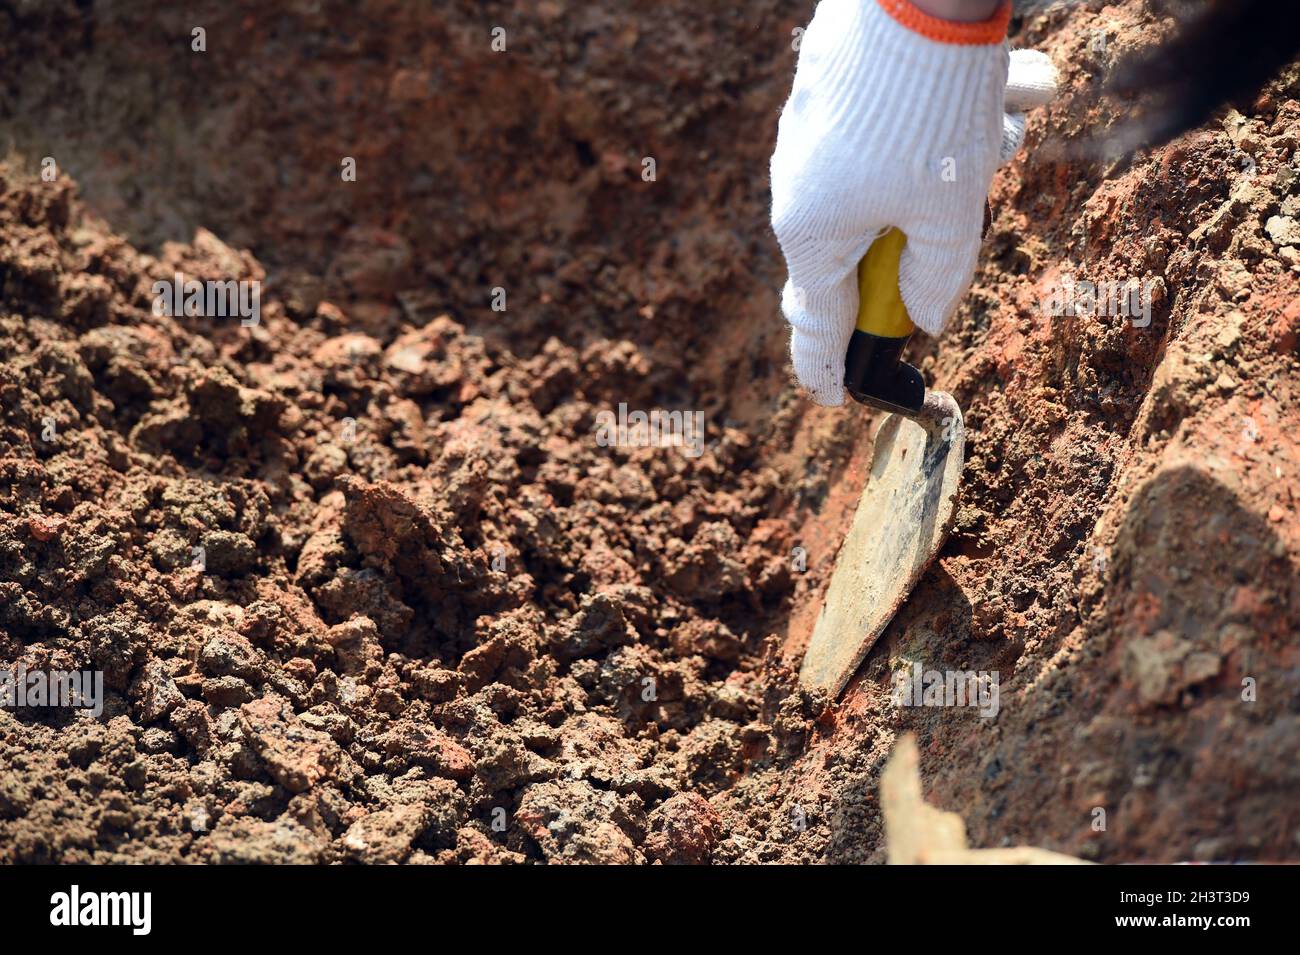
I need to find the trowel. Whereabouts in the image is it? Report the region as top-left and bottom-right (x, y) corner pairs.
(799, 228), (965, 698)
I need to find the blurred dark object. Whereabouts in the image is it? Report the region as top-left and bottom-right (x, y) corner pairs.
(1111, 0), (1300, 149)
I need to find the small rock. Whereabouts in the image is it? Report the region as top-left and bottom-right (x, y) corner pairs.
(516, 779), (642, 864)
(27, 514), (63, 542)
(645, 792), (722, 865)
(366, 719), (475, 781)
(198, 630), (264, 682)
(1123, 630), (1222, 706)
(138, 727), (181, 754)
(130, 659), (185, 723)
(238, 694), (342, 793)
(1265, 215), (1300, 247)
(168, 699), (214, 753)
(341, 804), (430, 864)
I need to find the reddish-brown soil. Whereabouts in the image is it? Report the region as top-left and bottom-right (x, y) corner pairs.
(0, 0), (1296, 863)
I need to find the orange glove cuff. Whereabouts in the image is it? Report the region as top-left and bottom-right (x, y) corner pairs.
(875, 0), (1012, 46)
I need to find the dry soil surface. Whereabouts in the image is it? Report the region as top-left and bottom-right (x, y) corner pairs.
(0, 0), (1296, 863)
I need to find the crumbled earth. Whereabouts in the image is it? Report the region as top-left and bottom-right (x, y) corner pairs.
(0, 0), (1296, 863)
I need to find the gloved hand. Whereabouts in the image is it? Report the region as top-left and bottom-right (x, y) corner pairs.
(771, 0), (1058, 406)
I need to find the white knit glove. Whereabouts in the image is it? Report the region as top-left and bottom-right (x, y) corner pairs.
(772, 0), (1058, 406)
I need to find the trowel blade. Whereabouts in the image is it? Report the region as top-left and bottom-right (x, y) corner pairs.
(799, 391), (965, 698)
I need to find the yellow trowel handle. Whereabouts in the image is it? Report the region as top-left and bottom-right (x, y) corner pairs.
(855, 227), (916, 338)
(844, 227), (924, 414)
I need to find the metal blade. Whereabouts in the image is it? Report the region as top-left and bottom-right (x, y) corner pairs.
(799, 391), (965, 698)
